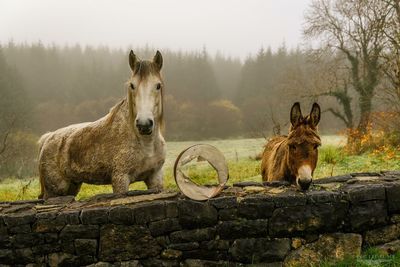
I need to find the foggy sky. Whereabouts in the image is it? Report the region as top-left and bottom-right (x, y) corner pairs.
(0, 0), (311, 59)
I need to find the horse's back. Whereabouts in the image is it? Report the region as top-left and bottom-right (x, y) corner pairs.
(261, 136), (287, 181)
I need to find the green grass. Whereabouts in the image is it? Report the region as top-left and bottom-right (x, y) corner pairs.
(0, 136), (399, 202)
(320, 248), (400, 267)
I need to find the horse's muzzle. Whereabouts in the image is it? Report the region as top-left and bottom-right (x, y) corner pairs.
(136, 119), (153, 135)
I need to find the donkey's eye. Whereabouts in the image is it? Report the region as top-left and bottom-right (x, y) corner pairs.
(130, 83), (135, 90)
(156, 83), (162, 90)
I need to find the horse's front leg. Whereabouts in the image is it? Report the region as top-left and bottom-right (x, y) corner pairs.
(111, 173), (130, 194)
(145, 168), (164, 192)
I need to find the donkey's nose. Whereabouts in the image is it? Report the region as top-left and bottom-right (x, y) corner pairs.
(298, 178), (312, 191)
(136, 118), (154, 135)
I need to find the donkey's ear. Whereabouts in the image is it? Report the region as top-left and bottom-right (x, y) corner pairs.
(129, 50), (137, 71)
(290, 102), (303, 126)
(309, 103), (321, 127)
(153, 50), (163, 71)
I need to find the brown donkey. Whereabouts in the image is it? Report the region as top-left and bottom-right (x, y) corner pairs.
(38, 51), (166, 199)
(261, 102), (321, 190)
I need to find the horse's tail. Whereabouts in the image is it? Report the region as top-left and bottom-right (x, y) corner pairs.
(37, 132), (52, 199)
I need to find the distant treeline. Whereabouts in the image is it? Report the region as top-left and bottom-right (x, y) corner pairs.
(0, 42), (345, 142)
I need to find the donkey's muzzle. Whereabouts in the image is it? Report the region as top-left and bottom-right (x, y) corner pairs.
(298, 178), (312, 190)
(136, 119), (154, 135)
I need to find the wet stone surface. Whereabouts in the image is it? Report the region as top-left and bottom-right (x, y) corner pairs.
(0, 172), (399, 265)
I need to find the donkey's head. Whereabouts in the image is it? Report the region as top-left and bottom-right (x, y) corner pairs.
(127, 50), (164, 136)
(287, 102), (321, 190)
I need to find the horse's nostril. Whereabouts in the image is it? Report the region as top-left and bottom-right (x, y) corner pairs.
(148, 119), (153, 127)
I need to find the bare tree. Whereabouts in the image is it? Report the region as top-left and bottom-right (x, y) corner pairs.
(304, 0), (393, 138)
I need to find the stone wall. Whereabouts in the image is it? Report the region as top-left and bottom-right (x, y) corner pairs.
(1, 171), (400, 266)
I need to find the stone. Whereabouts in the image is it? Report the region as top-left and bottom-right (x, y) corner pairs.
(237, 196), (274, 219)
(218, 208), (237, 221)
(200, 240), (230, 250)
(13, 248), (35, 264)
(364, 224), (400, 245)
(177, 200), (218, 229)
(140, 258), (179, 267)
(8, 224), (31, 234)
(33, 218), (65, 233)
(156, 236), (170, 248)
(0, 248), (14, 264)
(342, 184), (386, 203)
(314, 174), (352, 184)
(80, 207), (109, 224)
(43, 232), (58, 243)
(233, 181), (264, 187)
(45, 195), (75, 205)
(149, 218), (181, 237)
(349, 200), (387, 231)
(217, 219), (268, 239)
(75, 239), (98, 256)
(169, 228), (215, 243)
(60, 224), (99, 241)
(230, 238), (290, 263)
(61, 241), (75, 254)
(48, 252), (95, 267)
(134, 201), (166, 224)
(350, 172), (381, 177)
(32, 243), (61, 255)
(161, 249), (182, 260)
(386, 183), (400, 213)
(109, 206), (134, 224)
(0, 235), (11, 248)
(99, 224), (161, 262)
(306, 191), (342, 204)
(182, 259), (235, 267)
(283, 233), (362, 267)
(391, 214), (400, 223)
(165, 201), (178, 218)
(36, 211), (58, 220)
(12, 232), (44, 248)
(375, 240), (400, 255)
(182, 249), (227, 261)
(269, 202), (348, 236)
(56, 210), (80, 224)
(168, 242), (199, 251)
(208, 197), (237, 209)
(3, 210), (36, 227)
(291, 238), (304, 249)
(272, 191), (307, 207)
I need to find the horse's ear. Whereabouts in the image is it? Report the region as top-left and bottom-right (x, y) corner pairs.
(129, 50), (137, 71)
(290, 102), (303, 127)
(153, 50), (163, 71)
(309, 103), (321, 127)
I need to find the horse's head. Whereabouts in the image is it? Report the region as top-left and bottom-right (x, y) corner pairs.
(127, 50), (164, 136)
(287, 102), (321, 190)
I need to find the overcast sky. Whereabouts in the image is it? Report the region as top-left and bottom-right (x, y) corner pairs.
(0, 0), (311, 59)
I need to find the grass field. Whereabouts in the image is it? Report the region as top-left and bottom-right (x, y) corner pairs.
(0, 135), (399, 201)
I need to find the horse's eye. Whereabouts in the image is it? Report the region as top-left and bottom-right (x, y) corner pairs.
(156, 83), (162, 90)
(289, 144), (296, 150)
(314, 145), (319, 150)
(130, 83), (135, 90)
